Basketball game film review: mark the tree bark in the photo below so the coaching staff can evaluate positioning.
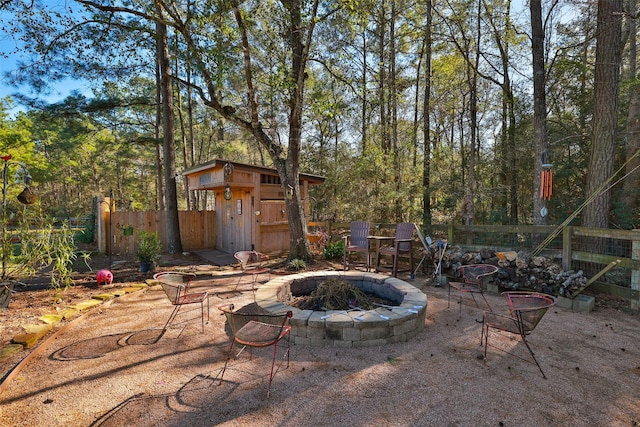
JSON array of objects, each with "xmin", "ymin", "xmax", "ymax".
[
  {"xmin": 154, "ymin": 55, "xmax": 165, "ymax": 211},
  {"xmin": 530, "ymin": 0, "xmax": 549, "ymax": 226},
  {"xmin": 422, "ymin": 0, "xmax": 433, "ymax": 234},
  {"xmin": 156, "ymin": 10, "xmax": 182, "ymax": 254},
  {"xmin": 622, "ymin": 0, "xmax": 640, "ymax": 227},
  {"xmin": 582, "ymin": 0, "xmax": 623, "ymax": 229}
]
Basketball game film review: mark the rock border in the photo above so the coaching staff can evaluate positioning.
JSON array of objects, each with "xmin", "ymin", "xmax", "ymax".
[{"xmin": 255, "ymin": 271, "xmax": 427, "ymax": 347}]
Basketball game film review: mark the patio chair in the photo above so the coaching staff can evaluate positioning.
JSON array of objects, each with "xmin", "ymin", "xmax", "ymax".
[
  {"xmin": 448, "ymin": 263, "xmax": 499, "ymax": 315},
  {"xmin": 153, "ymin": 272, "xmax": 210, "ymax": 332},
  {"xmin": 234, "ymin": 251, "xmax": 271, "ymax": 291},
  {"xmin": 374, "ymin": 222, "xmax": 415, "ymax": 277},
  {"xmin": 343, "ymin": 221, "xmax": 372, "ymax": 271},
  {"xmin": 218, "ymin": 303, "xmax": 293, "ymax": 398},
  {"xmin": 481, "ymin": 291, "xmax": 557, "ymax": 378}
]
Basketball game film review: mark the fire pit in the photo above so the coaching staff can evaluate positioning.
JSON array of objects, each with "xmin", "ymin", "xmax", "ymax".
[{"xmin": 254, "ymin": 271, "xmax": 427, "ymax": 347}]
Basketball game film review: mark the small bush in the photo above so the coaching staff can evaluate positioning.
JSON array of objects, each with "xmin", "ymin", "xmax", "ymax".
[
  {"xmin": 74, "ymin": 228, "xmax": 94, "ymax": 244},
  {"xmin": 323, "ymin": 240, "xmax": 344, "ymax": 259},
  {"xmin": 288, "ymin": 258, "xmax": 307, "ymax": 271}
]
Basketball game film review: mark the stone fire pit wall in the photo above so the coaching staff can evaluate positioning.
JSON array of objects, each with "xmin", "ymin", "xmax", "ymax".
[{"xmin": 254, "ymin": 271, "xmax": 427, "ymax": 347}]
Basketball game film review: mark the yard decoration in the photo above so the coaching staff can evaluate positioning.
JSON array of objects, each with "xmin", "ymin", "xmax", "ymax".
[
  {"xmin": 17, "ymin": 186, "xmax": 37, "ymax": 205},
  {"xmin": 15, "ymin": 163, "xmax": 36, "ymax": 205},
  {"xmin": 540, "ymin": 151, "xmax": 552, "ymax": 201},
  {"xmin": 96, "ymin": 269, "xmax": 113, "ymax": 286}
]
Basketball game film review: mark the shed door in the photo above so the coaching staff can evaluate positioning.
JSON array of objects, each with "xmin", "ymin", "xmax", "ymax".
[{"xmin": 217, "ymin": 190, "xmax": 252, "ymax": 253}]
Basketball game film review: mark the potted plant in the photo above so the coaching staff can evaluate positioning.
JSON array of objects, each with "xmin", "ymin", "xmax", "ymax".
[{"xmin": 135, "ymin": 230, "xmax": 161, "ymax": 273}]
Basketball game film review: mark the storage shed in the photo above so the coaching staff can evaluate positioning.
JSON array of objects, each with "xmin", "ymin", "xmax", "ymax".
[{"xmin": 181, "ymin": 159, "xmax": 325, "ymax": 254}]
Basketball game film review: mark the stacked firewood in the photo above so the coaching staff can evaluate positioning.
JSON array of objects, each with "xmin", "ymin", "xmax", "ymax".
[{"xmin": 427, "ymin": 245, "xmax": 588, "ymax": 296}]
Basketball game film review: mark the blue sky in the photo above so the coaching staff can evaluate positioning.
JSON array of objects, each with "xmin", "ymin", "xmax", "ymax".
[{"xmin": 0, "ymin": 6, "xmax": 90, "ymax": 115}]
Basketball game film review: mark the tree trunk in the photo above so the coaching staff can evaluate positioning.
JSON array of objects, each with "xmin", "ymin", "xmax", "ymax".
[
  {"xmin": 422, "ymin": 0, "xmax": 433, "ymax": 234},
  {"xmin": 622, "ymin": 0, "xmax": 640, "ymax": 227},
  {"xmin": 174, "ymin": 57, "xmax": 192, "ymax": 211},
  {"xmin": 582, "ymin": 0, "xmax": 623, "ymax": 229},
  {"xmin": 281, "ymin": 0, "xmax": 313, "ymax": 260},
  {"xmin": 463, "ymin": 0, "xmax": 482, "ymax": 226},
  {"xmin": 530, "ymin": 0, "xmax": 549, "ymax": 226},
  {"xmin": 361, "ymin": 29, "xmax": 368, "ymax": 154},
  {"xmin": 390, "ymin": 0, "xmax": 402, "ymax": 221},
  {"xmin": 156, "ymin": 11, "xmax": 182, "ymax": 254},
  {"xmin": 154, "ymin": 58, "xmax": 165, "ymax": 211}
]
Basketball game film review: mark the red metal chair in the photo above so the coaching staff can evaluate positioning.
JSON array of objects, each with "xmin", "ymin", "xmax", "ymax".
[
  {"xmin": 234, "ymin": 251, "xmax": 271, "ymax": 291},
  {"xmin": 218, "ymin": 303, "xmax": 292, "ymax": 398},
  {"xmin": 374, "ymin": 222, "xmax": 415, "ymax": 277},
  {"xmin": 448, "ymin": 263, "xmax": 499, "ymax": 315},
  {"xmin": 153, "ymin": 272, "xmax": 209, "ymax": 332},
  {"xmin": 481, "ymin": 291, "xmax": 557, "ymax": 378},
  {"xmin": 343, "ymin": 221, "xmax": 372, "ymax": 271}
]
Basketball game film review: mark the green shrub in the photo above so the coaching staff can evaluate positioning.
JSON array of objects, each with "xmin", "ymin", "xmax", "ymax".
[
  {"xmin": 323, "ymin": 240, "xmax": 344, "ymax": 259},
  {"xmin": 135, "ymin": 230, "xmax": 162, "ymax": 263},
  {"xmin": 288, "ymin": 258, "xmax": 307, "ymax": 271},
  {"xmin": 74, "ymin": 215, "xmax": 95, "ymax": 244}
]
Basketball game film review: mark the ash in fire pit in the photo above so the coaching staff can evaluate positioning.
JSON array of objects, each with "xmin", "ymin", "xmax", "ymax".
[{"xmin": 254, "ymin": 271, "xmax": 427, "ymax": 347}]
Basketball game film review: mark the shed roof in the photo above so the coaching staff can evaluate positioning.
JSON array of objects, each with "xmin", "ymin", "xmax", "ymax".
[{"xmin": 181, "ymin": 159, "xmax": 325, "ymax": 184}]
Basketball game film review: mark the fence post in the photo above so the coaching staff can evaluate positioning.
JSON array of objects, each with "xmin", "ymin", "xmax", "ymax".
[
  {"xmin": 94, "ymin": 195, "xmax": 111, "ymax": 254},
  {"xmin": 632, "ymin": 230, "xmax": 640, "ymax": 310},
  {"xmin": 562, "ymin": 226, "xmax": 572, "ymax": 271}
]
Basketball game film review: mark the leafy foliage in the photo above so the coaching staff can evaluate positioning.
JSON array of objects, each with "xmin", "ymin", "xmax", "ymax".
[
  {"xmin": 0, "ymin": 1, "xmax": 635, "ymax": 231},
  {"xmin": 2, "ymin": 206, "xmax": 78, "ymax": 295},
  {"xmin": 287, "ymin": 258, "xmax": 307, "ymax": 271},
  {"xmin": 135, "ymin": 230, "xmax": 162, "ymax": 263},
  {"xmin": 323, "ymin": 240, "xmax": 344, "ymax": 260}
]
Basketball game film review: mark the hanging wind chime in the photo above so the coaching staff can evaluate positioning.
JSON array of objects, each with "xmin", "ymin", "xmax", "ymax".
[{"xmin": 540, "ymin": 151, "xmax": 553, "ymax": 201}]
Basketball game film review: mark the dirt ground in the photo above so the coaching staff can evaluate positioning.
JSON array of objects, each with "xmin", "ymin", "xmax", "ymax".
[{"xmin": 0, "ymin": 251, "xmax": 639, "ymax": 426}]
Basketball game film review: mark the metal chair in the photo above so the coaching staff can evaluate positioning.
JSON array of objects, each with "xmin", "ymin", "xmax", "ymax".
[
  {"xmin": 448, "ymin": 263, "xmax": 499, "ymax": 315},
  {"xmin": 218, "ymin": 303, "xmax": 292, "ymax": 398},
  {"xmin": 234, "ymin": 251, "xmax": 271, "ymax": 291},
  {"xmin": 153, "ymin": 272, "xmax": 209, "ymax": 332},
  {"xmin": 481, "ymin": 291, "xmax": 557, "ymax": 378},
  {"xmin": 343, "ymin": 221, "xmax": 372, "ymax": 271},
  {"xmin": 374, "ymin": 222, "xmax": 415, "ymax": 277}
]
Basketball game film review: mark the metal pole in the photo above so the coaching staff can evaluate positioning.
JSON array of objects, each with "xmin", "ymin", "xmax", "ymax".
[{"xmin": 109, "ymin": 189, "xmax": 113, "ymax": 270}]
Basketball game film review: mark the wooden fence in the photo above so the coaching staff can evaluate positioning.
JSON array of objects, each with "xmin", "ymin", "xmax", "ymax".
[
  {"xmin": 97, "ymin": 210, "xmax": 216, "ymax": 256},
  {"xmin": 96, "ymin": 213, "xmax": 639, "ymax": 309}
]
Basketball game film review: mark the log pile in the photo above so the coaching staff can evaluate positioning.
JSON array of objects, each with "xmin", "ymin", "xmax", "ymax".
[{"xmin": 429, "ymin": 245, "xmax": 588, "ymax": 296}]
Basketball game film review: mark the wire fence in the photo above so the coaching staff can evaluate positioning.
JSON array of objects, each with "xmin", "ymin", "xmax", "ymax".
[{"xmin": 315, "ymin": 221, "xmax": 639, "ymax": 309}]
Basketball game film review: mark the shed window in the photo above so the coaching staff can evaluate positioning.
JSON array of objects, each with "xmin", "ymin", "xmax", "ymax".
[
  {"xmin": 199, "ymin": 173, "xmax": 212, "ymax": 186},
  {"xmin": 261, "ymin": 174, "xmax": 281, "ymax": 185}
]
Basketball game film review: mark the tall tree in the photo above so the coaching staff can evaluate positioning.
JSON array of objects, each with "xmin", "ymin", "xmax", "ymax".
[
  {"xmin": 156, "ymin": 6, "xmax": 182, "ymax": 254},
  {"xmin": 582, "ymin": 0, "xmax": 623, "ymax": 229},
  {"xmin": 530, "ymin": 0, "xmax": 549, "ymax": 226},
  {"xmin": 422, "ymin": 0, "xmax": 433, "ymax": 234},
  {"xmin": 621, "ymin": 0, "xmax": 640, "ymax": 228}
]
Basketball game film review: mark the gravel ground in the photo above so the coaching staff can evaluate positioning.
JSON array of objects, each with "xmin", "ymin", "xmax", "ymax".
[{"xmin": 0, "ymin": 269, "xmax": 639, "ymax": 427}]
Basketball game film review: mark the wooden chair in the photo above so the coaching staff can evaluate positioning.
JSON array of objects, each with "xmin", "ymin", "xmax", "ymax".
[
  {"xmin": 343, "ymin": 221, "xmax": 372, "ymax": 271},
  {"xmin": 153, "ymin": 272, "xmax": 209, "ymax": 332},
  {"xmin": 218, "ymin": 303, "xmax": 293, "ymax": 398},
  {"xmin": 234, "ymin": 251, "xmax": 271, "ymax": 291},
  {"xmin": 374, "ymin": 222, "xmax": 415, "ymax": 277},
  {"xmin": 448, "ymin": 263, "xmax": 498, "ymax": 315},
  {"xmin": 481, "ymin": 291, "xmax": 557, "ymax": 378}
]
